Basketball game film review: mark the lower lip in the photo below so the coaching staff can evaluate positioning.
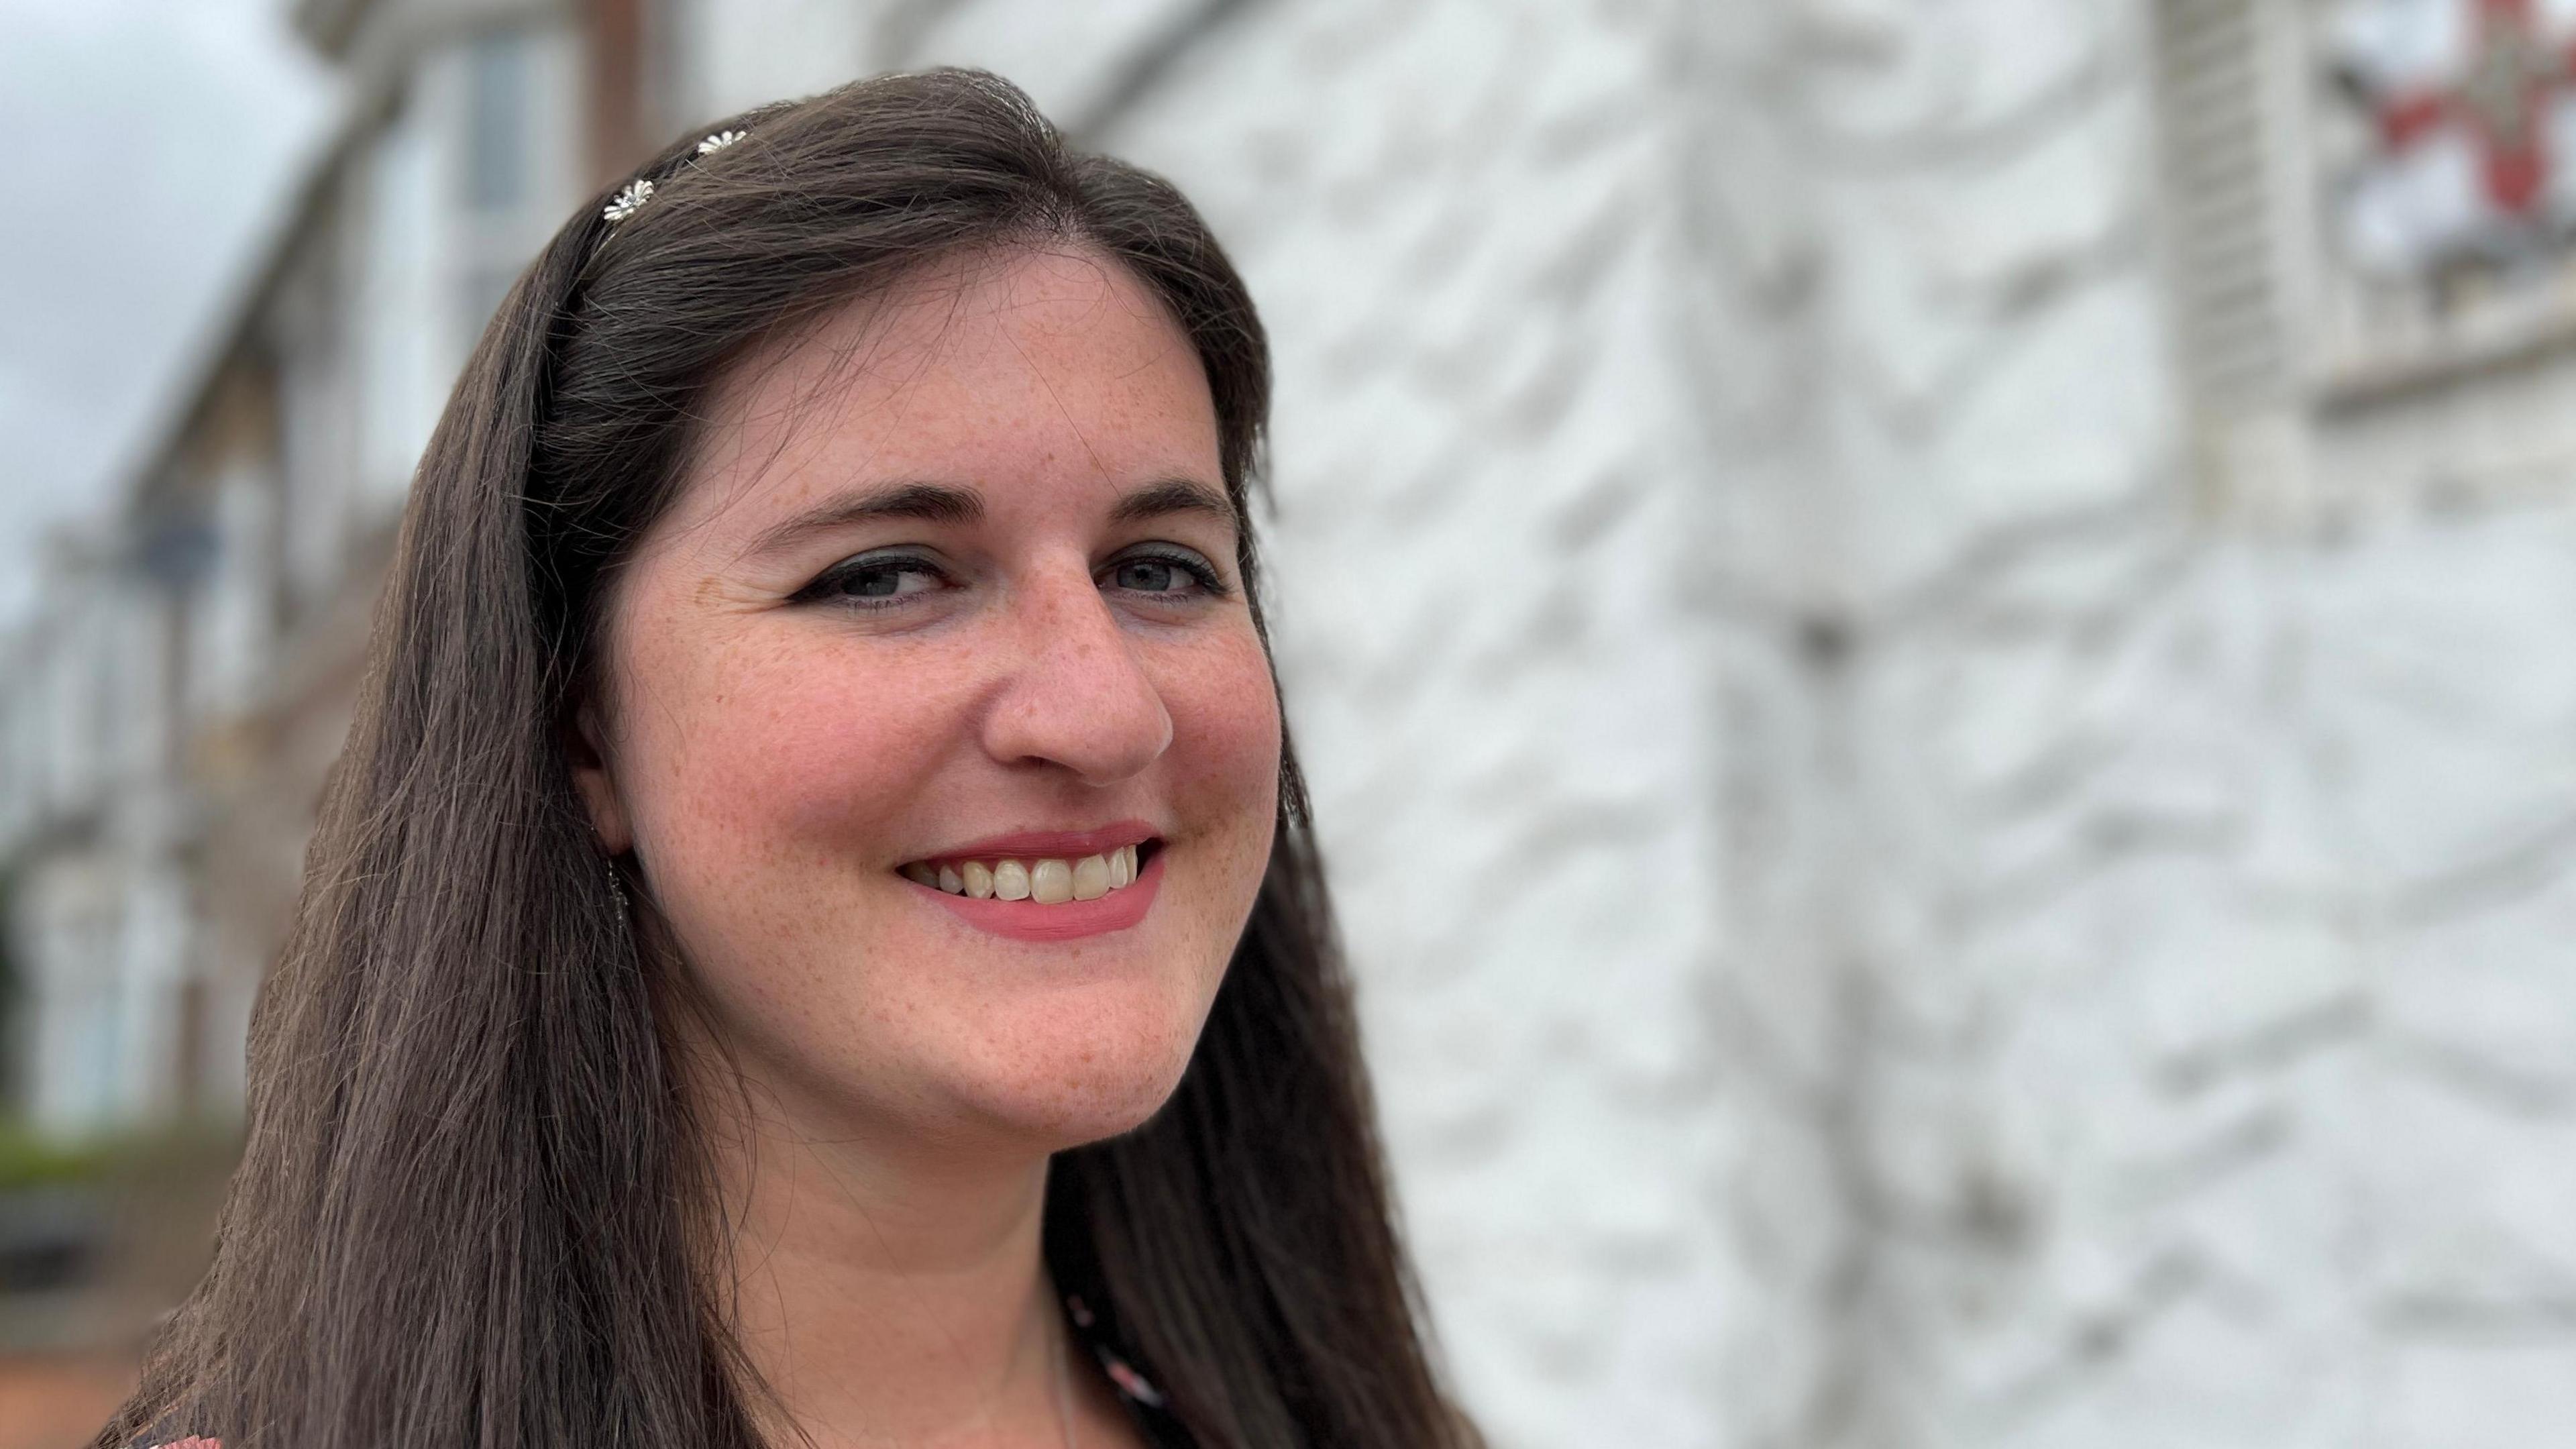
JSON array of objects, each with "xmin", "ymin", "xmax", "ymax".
[{"xmin": 912, "ymin": 847, "xmax": 1166, "ymax": 942}]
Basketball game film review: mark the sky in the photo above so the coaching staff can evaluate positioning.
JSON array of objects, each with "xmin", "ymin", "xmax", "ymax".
[{"xmin": 0, "ymin": 0, "xmax": 335, "ymax": 627}]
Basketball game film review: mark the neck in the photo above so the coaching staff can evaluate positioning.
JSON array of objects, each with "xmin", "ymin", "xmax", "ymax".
[{"xmin": 699, "ymin": 1070, "xmax": 1071, "ymax": 1448}]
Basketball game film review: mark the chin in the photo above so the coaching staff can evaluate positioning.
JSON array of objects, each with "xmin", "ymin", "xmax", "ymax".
[{"xmin": 950, "ymin": 989, "xmax": 1209, "ymax": 1151}]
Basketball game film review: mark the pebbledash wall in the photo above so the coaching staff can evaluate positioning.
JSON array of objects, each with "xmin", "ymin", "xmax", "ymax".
[{"xmin": 9, "ymin": 0, "xmax": 2576, "ymax": 1444}]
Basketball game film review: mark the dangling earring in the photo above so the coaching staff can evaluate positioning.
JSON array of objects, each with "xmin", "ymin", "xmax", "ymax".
[{"xmin": 604, "ymin": 857, "xmax": 632, "ymax": 918}]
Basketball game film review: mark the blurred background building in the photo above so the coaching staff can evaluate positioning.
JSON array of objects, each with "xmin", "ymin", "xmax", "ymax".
[{"xmin": 5, "ymin": 0, "xmax": 2576, "ymax": 1445}]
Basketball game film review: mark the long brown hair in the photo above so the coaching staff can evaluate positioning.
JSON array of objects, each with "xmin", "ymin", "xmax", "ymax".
[{"xmin": 99, "ymin": 68, "xmax": 1471, "ymax": 1449}]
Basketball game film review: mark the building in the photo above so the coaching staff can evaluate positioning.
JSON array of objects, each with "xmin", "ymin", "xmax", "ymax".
[
  {"xmin": 1, "ymin": 0, "xmax": 592, "ymax": 1138},
  {"xmin": 6, "ymin": 1, "xmax": 2576, "ymax": 1445}
]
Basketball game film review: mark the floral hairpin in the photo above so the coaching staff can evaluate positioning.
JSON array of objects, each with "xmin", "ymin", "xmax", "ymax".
[
  {"xmin": 601, "ymin": 178, "xmax": 655, "ymax": 223},
  {"xmin": 600, "ymin": 129, "xmax": 751, "ymax": 225}
]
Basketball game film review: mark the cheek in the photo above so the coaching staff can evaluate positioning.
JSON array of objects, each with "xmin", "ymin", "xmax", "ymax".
[
  {"xmin": 1157, "ymin": 629, "xmax": 1284, "ymax": 857},
  {"xmin": 614, "ymin": 618, "xmax": 977, "ymax": 871},
  {"xmin": 623, "ymin": 619, "xmax": 1284, "ymax": 857}
]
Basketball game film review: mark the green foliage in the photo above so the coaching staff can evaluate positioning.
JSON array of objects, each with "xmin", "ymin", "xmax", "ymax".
[
  {"xmin": 0, "ymin": 858, "xmax": 18, "ymax": 1102},
  {"xmin": 0, "ymin": 1120, "xmax": 243, "ymax": 1192},
  {"xmin": 0, "ymin": 1121, "xmax": 113, "ymax": 1191}
]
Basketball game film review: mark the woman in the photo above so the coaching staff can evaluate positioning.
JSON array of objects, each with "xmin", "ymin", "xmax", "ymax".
[{"xmin": 100, "ymin": 68, "xmax": 1475, "ymax": 1449}]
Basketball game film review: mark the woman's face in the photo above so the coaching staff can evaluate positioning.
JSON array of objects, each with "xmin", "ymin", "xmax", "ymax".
[{"xmin": 574, "ymin": 246, "xmax": 1281, "ymax": 1156}]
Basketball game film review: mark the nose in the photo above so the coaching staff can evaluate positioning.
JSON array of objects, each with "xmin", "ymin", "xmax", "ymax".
[{"xmin": 979, "ymin": 560, "xmax": 1173, "ymax": 785}]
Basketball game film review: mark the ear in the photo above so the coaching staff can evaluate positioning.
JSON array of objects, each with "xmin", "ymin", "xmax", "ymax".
[{"xmin": 566, "ymin": 697, "xmax": 634, "ymax": 855}]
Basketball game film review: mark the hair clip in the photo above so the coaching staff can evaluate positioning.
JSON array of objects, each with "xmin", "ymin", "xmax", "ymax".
[
  {"xmin": 600, "ymin": 127, "xmax": 751, "ymax": 227},
  {"xmin": 602, "ymin": 178, "xmax": 655, "ymax": 223}
]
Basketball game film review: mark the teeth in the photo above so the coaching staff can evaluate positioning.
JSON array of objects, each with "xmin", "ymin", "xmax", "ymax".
[
  {"xmin": 906, "ymin": 843, "xmax": 1152, "ymax": 906},
  {"xmin": 1030, "ymin": 859, "xmax": 1073, "ymax": 904},
  {"xmin": 1071, "ymin": 854, "xmax": 1109, "ymax": 900}
]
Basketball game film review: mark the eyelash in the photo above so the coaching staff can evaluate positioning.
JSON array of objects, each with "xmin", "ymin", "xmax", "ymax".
[{"xmin": 792, "ymin": 547, "xmax": 1231, "ymax": 612}]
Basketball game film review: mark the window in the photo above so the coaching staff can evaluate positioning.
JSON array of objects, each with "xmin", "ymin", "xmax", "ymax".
[
  {"xmin": 647, "ymin": 0, "xmax": 709, "ymax": 135},
  {"xmin": 2151, "ymin": 0, "xmax": 2306, "ymax": 419},
  {"xmin": 2152, "ymin": 0, "xmax": 2576, "ymax": 521},
  {"xmin": 465, "ymin": 30, "xmax": 532, "ymax": 214}
]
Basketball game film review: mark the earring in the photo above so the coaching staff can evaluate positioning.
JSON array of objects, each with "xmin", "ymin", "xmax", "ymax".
[{"xmin": 604, "ymin": 857, "xmax": 632, "ymax": 917}]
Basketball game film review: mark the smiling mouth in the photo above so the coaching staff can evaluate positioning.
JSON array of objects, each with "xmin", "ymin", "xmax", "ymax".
[{"xmin": 898, "ymin": 839, "xmax": 1165, "ymax": 905}]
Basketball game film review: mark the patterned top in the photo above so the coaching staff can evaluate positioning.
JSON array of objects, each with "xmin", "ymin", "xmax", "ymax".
[{"xmin": 1063, "ymin": 1289, "xmax": 1198, "ymax": 1448}]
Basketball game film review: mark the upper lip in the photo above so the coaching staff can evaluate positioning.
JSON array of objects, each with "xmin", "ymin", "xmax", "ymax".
[{"xmin": 906, "ymin": 819, "xmax": 1161, "ymax": 865}]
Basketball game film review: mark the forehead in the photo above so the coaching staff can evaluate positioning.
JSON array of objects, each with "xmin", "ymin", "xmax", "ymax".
[{"xmin": 667, "ymin": 244, "xmax": 1222, "ymax": 543}]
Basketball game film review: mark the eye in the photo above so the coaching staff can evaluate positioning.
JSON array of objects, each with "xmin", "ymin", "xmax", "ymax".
[
  {"xmin": 1112, "ymin": 559, "xmax": 1181, "ymax": 592},
  {"xmin": 1101, "ymin": 546, "xmax": 1228, "ymax": 602},
  {"xmin": 793, "ymin": 551, "xmax": 955, "ymax": 608}
]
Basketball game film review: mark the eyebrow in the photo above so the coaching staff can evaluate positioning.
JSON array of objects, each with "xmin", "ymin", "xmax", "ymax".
[
  {"xmin": 1107, "ymin": 476, "xmax": 1240, "ymax": 534},
  {"xmin": 743, "ymin": 476, "xmax": 1240, "ymax": 559}
]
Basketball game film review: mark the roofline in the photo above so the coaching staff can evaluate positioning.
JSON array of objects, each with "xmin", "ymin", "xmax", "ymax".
[
  {"xmin": 107, "ymin": 99, "xmax": 370, "ymax": 521},
  {"xmin": 115, "ymin": 0, "xmax": 374, "ymax": 515},
  {"xmin": 120, "ymin": 0, "xmax": 576, "ymax": 521}
]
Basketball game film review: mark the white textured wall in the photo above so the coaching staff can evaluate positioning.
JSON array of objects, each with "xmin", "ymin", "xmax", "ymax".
[
  {"xmin": 1673, "ymin": 1, "xmax": 2576, "ymax": 1446},
  {"xmin": 1116, "ymin": 1, "xmax": 2576, "ymax": 1446},
  {"xmin": 1110, "ymin": 6, "xmax": 1739, "ymax": 1444}
]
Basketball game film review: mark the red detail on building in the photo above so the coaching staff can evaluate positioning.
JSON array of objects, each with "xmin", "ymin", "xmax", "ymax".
[{"xmin": 2368, "ymin": 0, "xmax": 2576, "ymax": 213}]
